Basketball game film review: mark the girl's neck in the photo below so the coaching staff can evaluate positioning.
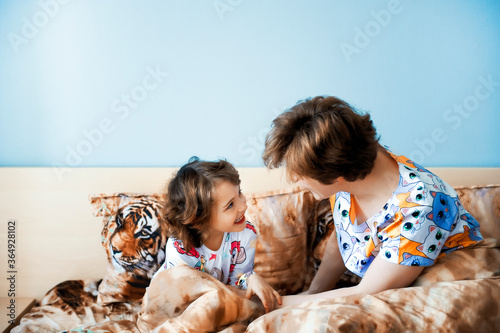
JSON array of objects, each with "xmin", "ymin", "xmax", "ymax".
[{"xmin": 202, "ymin": 230, "xmax": 225, "ymax": 251}]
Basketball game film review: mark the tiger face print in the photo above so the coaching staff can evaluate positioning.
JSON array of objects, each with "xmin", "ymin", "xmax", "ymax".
[{"xmin": 109, "ymin": 199, "xmax": 167, "ymax": 279}]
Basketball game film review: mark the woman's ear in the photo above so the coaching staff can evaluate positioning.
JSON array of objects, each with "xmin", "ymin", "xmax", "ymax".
[
  {"xmin": 336, "ymin": 177, "xmax": 345, "ymax": 184},
  {"xmin": 287, "ymin": 171, "xmax": 302, "ymax": 183}
]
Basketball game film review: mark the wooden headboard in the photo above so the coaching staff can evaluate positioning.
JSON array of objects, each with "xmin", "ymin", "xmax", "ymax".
[{"xmin": 1, "ymin": 167, "xmax": 499, "ymax": 299}]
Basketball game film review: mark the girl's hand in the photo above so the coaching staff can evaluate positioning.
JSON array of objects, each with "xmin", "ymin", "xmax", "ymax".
[{"xmin": 245, "ymin": 274, "xmax": 282, "ymax": 312}]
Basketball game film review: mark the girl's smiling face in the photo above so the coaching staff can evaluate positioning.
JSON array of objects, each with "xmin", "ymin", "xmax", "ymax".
[{"xmin": 203, "ymin": 180, "xmax": 248, "ymax": 249}]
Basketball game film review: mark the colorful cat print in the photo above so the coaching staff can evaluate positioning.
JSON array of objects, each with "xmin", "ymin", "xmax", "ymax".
[
  {"xmin": 329, "ymin": 149, "xmax": 483, "ymax": 277},
  {"xmin": 153, "ymin": 222, "xmax": 257, "ymax": 289}
]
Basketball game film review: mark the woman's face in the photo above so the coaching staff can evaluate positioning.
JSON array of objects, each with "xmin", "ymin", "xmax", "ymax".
[{"xmin": 295, "ymin": 176, "xmax": 340, "ymax": 200}]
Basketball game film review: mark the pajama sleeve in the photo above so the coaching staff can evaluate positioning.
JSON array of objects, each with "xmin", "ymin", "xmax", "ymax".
[{"xmin": 153, "ymin": 237, "xmax": 201, "ymax": 278}]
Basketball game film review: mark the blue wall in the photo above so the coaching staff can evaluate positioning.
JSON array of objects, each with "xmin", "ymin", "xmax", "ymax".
[{"xmin": 1, "ymin": 0, "xmax": 499, "ymax": 169}]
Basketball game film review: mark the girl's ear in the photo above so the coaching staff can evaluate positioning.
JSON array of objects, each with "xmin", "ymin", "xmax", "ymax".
[{"xmin": 336, "ymin": 177, "xmax": 345, "ymax": 184}]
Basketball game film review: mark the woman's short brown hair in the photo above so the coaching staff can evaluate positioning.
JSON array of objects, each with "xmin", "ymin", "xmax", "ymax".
[
  {"xmin": 162, "ymin": 157, "xmax": 240, "ymax": 250},
  {"xmin": 263, "ymin": 96, "xmax": 379, "ymax": 184}
]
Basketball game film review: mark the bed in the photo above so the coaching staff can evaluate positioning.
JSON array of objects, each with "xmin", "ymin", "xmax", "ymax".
[{"xmin": 2, "ymin": 167, "xmax": 499, "ymax": 332}]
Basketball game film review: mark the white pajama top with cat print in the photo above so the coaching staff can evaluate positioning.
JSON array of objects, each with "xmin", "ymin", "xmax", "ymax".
[
  {"xmin": 153, "ymin": 221, "xmax": 257, "ymax": 289},
  {"xmin": 330, "ymin": 151, "xmax": 483, "ymax": 277}
]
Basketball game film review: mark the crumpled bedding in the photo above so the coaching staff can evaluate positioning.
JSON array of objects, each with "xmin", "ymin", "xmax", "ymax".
[
  {"xmin": 14, "ymin": 276, "xmax": 500, "ymax": 333},
  {"xmin": 11, "ymin": 279, "xmax": 142, "ymax": 333},
  {"xmin": 15, "ymin": 238, "xmax": 500, "ymax": 333},
  {"xmin": 14, "ymin": 243, "xmax": 500, "ymax": 333},
  {"xmin": 137, "ymin": 265, "xmax": 265, "ymax": 332},
  {"xmin": 13, "ymin": 185, "xmax": 500, "ymax": 332},
  {"xmin": 247, "ymin": 276, "xmax": 500, "ymax": 333},
  {"xmin": 12, "ymin": 265, "xmax": 264, "ymax": 333}
]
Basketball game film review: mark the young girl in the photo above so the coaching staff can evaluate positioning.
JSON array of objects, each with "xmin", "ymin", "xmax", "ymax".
[
  {"xmin": 263, "ymin": 96, "xmax": 483, "ymax": 306},
  {"xmin": 154, "ymin": 157, "xmax": 281, "ymax": 312}
]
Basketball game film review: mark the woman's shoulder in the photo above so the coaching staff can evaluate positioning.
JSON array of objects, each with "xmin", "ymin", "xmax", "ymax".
[
  {"xmin": 386, "ymin": 148, "xmax": 454, "ymax": 195},
  {"xmin": 390, "ymin": 157, "xmax": 469, "ymax": 228},
  {"xmin": 396, "ymin": 162, "xmax": 456, "ymax": 196}
]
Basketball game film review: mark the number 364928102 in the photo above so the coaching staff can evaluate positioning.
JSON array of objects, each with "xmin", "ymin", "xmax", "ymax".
[{"xmin": 7, "ymin": 220, "xmax": 16, "ymax": 267}]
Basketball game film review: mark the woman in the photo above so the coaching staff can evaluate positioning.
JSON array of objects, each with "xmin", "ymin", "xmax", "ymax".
[{"xmin": 262, "ymin": 96, "xmax": 483, "ymax": 306}]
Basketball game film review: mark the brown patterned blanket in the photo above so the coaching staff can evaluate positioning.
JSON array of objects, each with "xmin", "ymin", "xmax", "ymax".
[
  {"xmin": 13, "ymin": 185, "xmax": 500, "ymax": 332},
  {"xmin": 11, "ymin": 262, "xmax": 500, "ymax": 333}
]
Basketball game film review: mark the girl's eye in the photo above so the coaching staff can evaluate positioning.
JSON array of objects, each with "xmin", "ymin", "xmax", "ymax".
[{"xmin": 228, "ymin": 202, "xmax": 233, "ymax": 209}]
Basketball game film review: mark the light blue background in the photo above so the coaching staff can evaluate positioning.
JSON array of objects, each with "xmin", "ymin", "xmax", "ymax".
[{"xmin": 1, "ymin": 0, "xmax": 499, "ymax": 168}]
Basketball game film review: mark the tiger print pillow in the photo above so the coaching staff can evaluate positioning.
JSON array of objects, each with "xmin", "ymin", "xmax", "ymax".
[{"xmin": 89, "ymin": 193, "xmax": 167, "ymax": 305}]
